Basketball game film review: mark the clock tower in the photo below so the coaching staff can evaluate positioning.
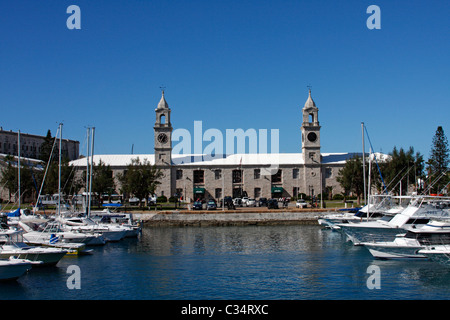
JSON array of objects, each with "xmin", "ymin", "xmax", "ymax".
[
  {"xmin": 301, "ymin": 89, "xmax": 321, "ymax": 165},
  {"xmin": 301, "ymin": 89, "xmax": 322, "ymax": 199},
  {"xmin": 154, "ymin": 90, "xmax": 173, "ymax": 166}
]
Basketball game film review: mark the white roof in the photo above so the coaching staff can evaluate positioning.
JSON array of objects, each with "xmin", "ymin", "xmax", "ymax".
[{"xmin": 69, "ymin": 152, "xmax": 378, "ymax": 168}]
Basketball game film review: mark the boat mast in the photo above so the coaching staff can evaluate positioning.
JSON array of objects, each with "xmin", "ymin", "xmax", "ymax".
[
  {"xmin": 58, "ymin": 123, "xmax": 62, "ymax": 217},
  {"xmin": 361, "ymin": 122, "xmax": 367, "ymax": 207},
  {"xmin": 86, "ymin": 127, "xmax": 90, "ymax": 215},
  {"xmin": 88, "ymin": 127, "xmax": 95, "ymax": 217},
  {"xmin": 367, "ymin": 147, "xmax": 372, "ymax": 221},
  {"xmin": 18, "ymin": 130, "xmax": 21, "ymax": 211}
]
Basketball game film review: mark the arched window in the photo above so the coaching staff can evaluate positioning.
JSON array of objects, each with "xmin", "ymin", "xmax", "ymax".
[
  {"xmin": 160, "ymin": 114, "xmax": 166, "ymax": 124},
  {"xmin": 309, "ymin": 113, "xmax": 314, "ymax": 123}
]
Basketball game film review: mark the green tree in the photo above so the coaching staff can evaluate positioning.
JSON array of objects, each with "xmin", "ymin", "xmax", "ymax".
[
  {"xmin": 427, "ymin": 126, "xmax": 450, "ymax": 193},
  {"xmin": 336, "ymin": 155, "xmax": 365, "ymax": 205},
  {"xmin": 0, "ymin": 155, "xmax": 39, "ymax": 203},
  {"xmin": 40, "ymin": 156, "xmax": 76, "ymax": 196},
  {"xmin": 118, "ymin": 157, "xmax": 162, "ymax": 207},
  {"xmin": 0, "ymin": 155, "xmax": 18, "ymax": 201},
  {"xmin": 382, "ymin": 147, "xmax": 424, "ymax": 195},
  {"xmin": 39, "ymin": 130, "xmax": 54, "ymax": 162},
  {"xmin": 92, "ymin": 160, "xmax": 116, "ymax": 205}
]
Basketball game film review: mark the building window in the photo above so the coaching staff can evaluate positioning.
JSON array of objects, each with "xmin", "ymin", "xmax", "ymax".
[
  {"xmin": 325, "ymin": 168, "xmax": 332, "ymax": 178},
  {"xmin": 254, "ymin": 187, "xmax": 261, "ymax": 199},
  {"xmin": 215, "ymin": 188, "xmax": 222, "ymax": 199},
  {"xmin": 293, "ymin": 187, "xmax": 299, "ymax": 198},
  {"xmin": 214, "ymin": 169, "xmax": 222, "ymax": 180},
  {"xmin": 293, "ymin": 168, "xmax": 299, "ymax": 179},
  {"xmin": 232, "ymin": 169, "xmax": 242, "ymax": 183},
  {"xmin": 254, "ymin": 169, "xmax": 260, "ymax": 179},
  {"xmin": 271, "ymin": 170, "xmax": 282, "ymax": 183},
  {"xmin": 193, "ymin": 170, "xmax": 204, "ymax": 184},
  {"xmin": 176, "ymin": 169, "xmax": 183, "ymax": 180}
]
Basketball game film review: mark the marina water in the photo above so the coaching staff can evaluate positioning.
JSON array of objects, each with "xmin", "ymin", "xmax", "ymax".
[{"xmin": 2, "ymin": 224, "xmax": 450, "ymax": 300}]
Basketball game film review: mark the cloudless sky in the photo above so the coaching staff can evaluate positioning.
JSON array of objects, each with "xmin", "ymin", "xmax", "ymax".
[{"xmin": 1, "ymin": 0, "xmax": 449, "ymax": 159}]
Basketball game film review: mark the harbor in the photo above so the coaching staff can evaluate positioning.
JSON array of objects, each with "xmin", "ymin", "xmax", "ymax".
[{"xmin": 2, "ymin": 223, "xmax": 450, "ymax": 300}]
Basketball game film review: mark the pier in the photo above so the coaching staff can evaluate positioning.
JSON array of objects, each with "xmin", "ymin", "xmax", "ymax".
[{"xmin": 133, "ymin": 208, "xmax": 332, "ymax": 227}]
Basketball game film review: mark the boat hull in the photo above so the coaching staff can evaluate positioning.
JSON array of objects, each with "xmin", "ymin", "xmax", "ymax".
[
  {"xmin": 364, "ymin": 244, "xmax": 427, "ymax": 259},
  {"xmin": 0, "ymin": 250, "xmax": 67, "ymax": 266},
  {"xmin": 0, "ymin": 259, "xmax": 32, "ymax": 281}
]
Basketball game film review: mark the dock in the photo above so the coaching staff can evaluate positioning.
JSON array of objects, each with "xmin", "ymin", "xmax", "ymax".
[{"xmin": 133, "ymin": 208, "xmax": 334, "ymax": 227}]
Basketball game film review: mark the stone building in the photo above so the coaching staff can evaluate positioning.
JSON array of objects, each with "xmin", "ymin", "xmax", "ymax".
[
  {"xmin": 70, "ymin": 90, "xmax": 367, "ymax": 203},
  {"xmin": 0, "ymin": 128, "xmax": 80, "ymax": 161}
]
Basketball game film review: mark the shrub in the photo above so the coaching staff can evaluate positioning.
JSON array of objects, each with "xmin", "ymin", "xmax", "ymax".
[
  {"xmin": 332, "ymin": 194, "xmax": 345, "ymax": 200},
  {"xmin": 156, "ymin": 195, "xmax": 167, "ymax": 203}
]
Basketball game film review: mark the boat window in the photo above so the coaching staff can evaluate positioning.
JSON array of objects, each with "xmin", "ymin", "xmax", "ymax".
[{"xmin": 405, "ymin": 218, "xmax": 429, "ymax": 225}]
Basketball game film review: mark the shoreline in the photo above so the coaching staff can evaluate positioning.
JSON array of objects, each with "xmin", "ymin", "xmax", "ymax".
[{"xmin": 133, "ymin": 209, "xmax": 335, "ymax": 227}]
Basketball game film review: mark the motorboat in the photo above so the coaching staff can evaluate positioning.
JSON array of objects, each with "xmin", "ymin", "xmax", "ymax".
[
  {"xmin": 419, "ymin": 245, "xmax": 450, "ymax": 266},
  {"xmin": 362, "ymin": 220, "xmax": 450, "ymax": 259},
  {"xmin": 0, "ymin": 228, "xmax": 68, "ymax": 266},
  {"xmin": 90, "ymin": 210, "xmax": 141, "ymax": 238},
  {"xmin": 318, "ymin": 195, "xmax": 408, "ymax": 230},
  {"xmin": 0, "ymin": 257, "xmax": 41, "ymax": 281},
  {"xmin": 337, "ymin": 196, "xmax": 450, "ymax": 245},
  {"xmin": 58, "ymin": 216, "xmax": 127, "ymax": 242},
  {"xmin": 18, "ymin": 220, "xmax": 101, "ymax": 247}
]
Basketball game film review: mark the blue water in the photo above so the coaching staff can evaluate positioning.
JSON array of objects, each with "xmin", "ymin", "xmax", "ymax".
[{"xmin": 2, "ymin": 225, "xmax": 450, "ymax": 300}]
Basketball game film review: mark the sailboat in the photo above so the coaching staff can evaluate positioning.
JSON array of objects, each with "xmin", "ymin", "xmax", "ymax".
[
  {"xmin": 57, "ymin": 127, "xmax": 131, "ymax": 242},
  {"xmin": 18, "ymin": 124, "xmax": 95, "ymax": 254}
]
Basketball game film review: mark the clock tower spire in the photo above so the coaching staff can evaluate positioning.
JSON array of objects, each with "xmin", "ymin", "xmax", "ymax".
[
  {"xmin": 154, "ymin": 89, "xmax": 173, "ymax": 166},
  {"xmin": 301, "ymin": 89, "xmax": 321, "ymax": 164}
]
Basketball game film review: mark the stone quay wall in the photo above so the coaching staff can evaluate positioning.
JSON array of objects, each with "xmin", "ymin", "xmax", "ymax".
[{"xmin": 134, "ymin": 210, "xmax": 331, "ymax": 227}]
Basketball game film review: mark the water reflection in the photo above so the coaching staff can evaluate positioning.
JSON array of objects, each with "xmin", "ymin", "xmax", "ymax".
[
  {"xmin": 2, "ymin": 225, "xmax": 450, "ymax": 299},
  {"xmin": 137, "ymin": 225, "xmax": 330, "ymax": 256}
]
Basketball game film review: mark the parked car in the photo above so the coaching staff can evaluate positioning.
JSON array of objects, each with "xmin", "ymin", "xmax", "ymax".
[
  {"xmin": 220, "ymin": 196, "xmax": 235, "ymax": 210},
  {"xmin": 233, "ymin": 198, "xmax": 243, "ymax": 207},
  {"xmin": 207, "ymin": 200, "xmax": 217, "ymax": 210},
  {"xmin": 267, "ymin": 199, "xmax": 279, "ymax": 209},
  {"xmin": 192, "ymin": 201, "xmax": 203, "ymax": 210},
  {"xmin": 246, "ymin": 198, "xmax": 256, "ymax": 207},
  {"xmin": 258, "ymin": 198, "xmax": 268, "ymax": 207},
  {"xmin": 129, "ymin": 197, "xmax": 140, "ymax": 206},
  {"xmin": 296, "ymin": 199, "xmax": 308, "ymax": 208},
  {"xmin": 241, "ymin": 197, "xmax": 249, "ymax": 206}
]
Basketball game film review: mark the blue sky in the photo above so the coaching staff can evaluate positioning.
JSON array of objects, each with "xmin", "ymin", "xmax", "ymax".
[{"xmin": 1, "ymin": 0, "xmax": 449, "ymax": 159}]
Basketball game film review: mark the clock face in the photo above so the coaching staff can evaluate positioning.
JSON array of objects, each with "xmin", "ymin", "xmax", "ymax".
[
  {"xmin": 157, "ymin": 133, "xmax": 168, "ymax": 144},
  {"xmin": 307, "ymin": 132, "xmax": 317, "ymax": 142}
]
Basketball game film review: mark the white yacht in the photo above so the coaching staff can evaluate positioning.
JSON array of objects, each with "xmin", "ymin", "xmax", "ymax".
[
  {"xmin": 362, "ymin": 220, "xmax": 450, "ymax": 259},
  {"xmin": 59, "ymin": 216, "xmax": 127, "ymax": 242},
  {"xmin": 318, "ymin": 195, "xmax": 408, "ymax": 230},
  {"xmin": 18, "ymin": 220, "xmax": 100, "ymax": 251},
  {"xmin": 91, "ymin": 210, "xmax": 141, "ymax": 238},
  {"xmin": 337, "ymin": 197, "xmax": 450, "ymax": 245},
  {"xmin": 419, "ymin": 245, "xmax": 450, "ymax": 266},
  {"xmin": 0, "ymin": 257, "xmax": 38, "ymax": 281},
  {"xmin": 0, "ymin": 228, "xmax": 68, "ymax": 266}
]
